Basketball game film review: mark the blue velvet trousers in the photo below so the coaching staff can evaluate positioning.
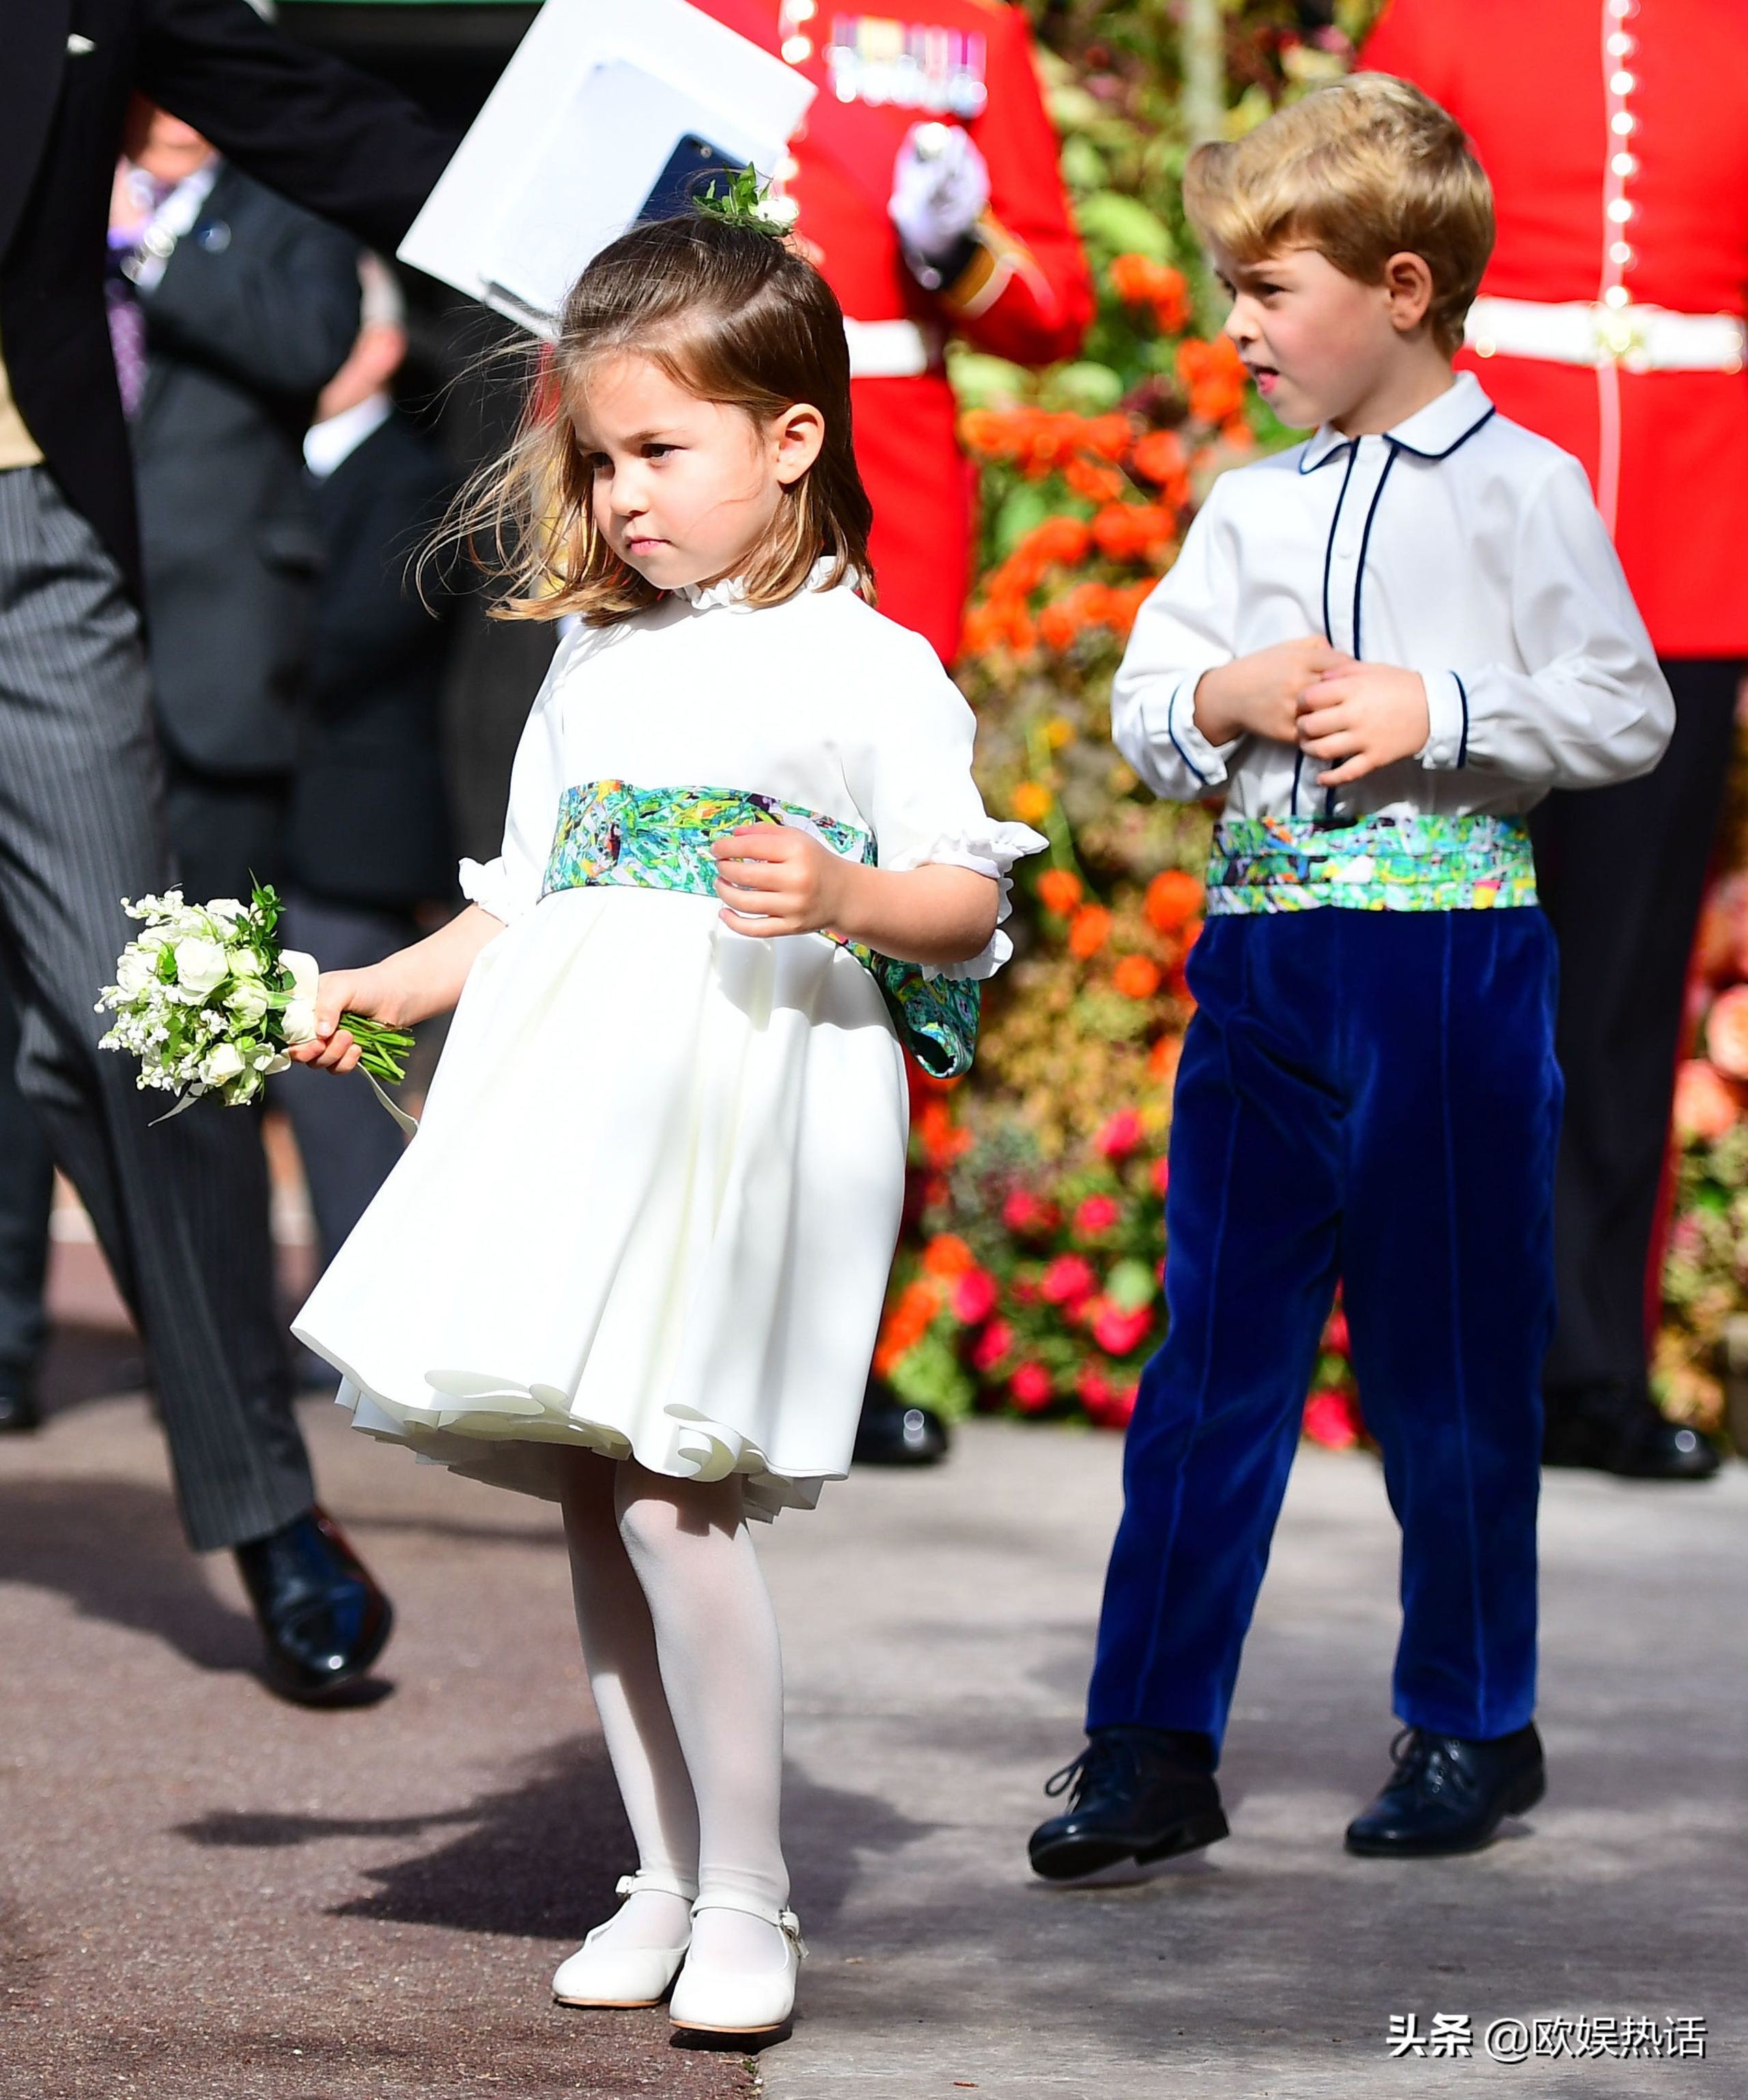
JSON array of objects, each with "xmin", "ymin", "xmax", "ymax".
[{"xmin": 1086, "ymin": 906, "xmax": 1561, "ymax": 1750}]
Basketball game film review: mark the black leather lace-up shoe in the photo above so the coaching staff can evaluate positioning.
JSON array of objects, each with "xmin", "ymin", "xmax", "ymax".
[
  {"xmin": 1028, "ymin": 1725, "xmax": 1228, "ymax": 1880},
  {"xmin": 852, "ymin": 1388, "xmax": 950, "ymax": 1466},
  {"xmin": 234, "ymin": 1505, "xmax": 393, "ymax": 1705},
  {"xmin": 1344, "ymin": 1722, "xmax": 1545, "ymax": 1858},
  {"xmin": 1542, "ymin": 1381, "xmax": 1720, "ymax": 1480}
]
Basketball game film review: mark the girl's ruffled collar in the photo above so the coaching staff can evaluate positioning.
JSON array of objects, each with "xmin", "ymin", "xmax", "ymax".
[
  {"xmin": 677, "ymin": 573, "xmax": 750, "ymax": 610},
  {"xmin": 675, "ymin": 555, "xmax": 847, "ymax": 612}
]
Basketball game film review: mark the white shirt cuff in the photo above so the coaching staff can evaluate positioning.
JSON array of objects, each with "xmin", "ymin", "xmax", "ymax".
[
  {"xmin": 458, "ymin": 856, "xmax": 527, "ymax": 926},
  {"xmin": 1144, "ymin": 676, "xmax": 1235, "ymax": 789},
  {"xmin": 1418, "ymin": 671, "xmax": 1469, "ymax": 771}
]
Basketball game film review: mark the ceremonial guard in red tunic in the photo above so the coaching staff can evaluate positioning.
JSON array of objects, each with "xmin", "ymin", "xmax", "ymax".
[
  {"xmin": 1364, "ymin": 0, "xmax": 1747, "ymax": 1478},
  {"xmin": 694, "ymin": 0, "xmax": 1095, "ymax": 663}
]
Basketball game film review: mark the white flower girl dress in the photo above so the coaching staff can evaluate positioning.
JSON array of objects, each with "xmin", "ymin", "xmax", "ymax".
[{"xmin": 293, "ymin": 570, "xmax": 1041, "ymax": 1516}]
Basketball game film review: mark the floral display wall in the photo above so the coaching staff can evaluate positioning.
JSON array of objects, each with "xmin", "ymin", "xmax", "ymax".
[{"xmin": 875, "ymin": 0, "xmax": 1739, "ymax": 1451}]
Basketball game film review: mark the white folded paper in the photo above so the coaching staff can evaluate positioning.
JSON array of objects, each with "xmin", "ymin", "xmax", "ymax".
[{"xmin": 399, "ymin": 0, "xmax": 815, "ymax": 337}]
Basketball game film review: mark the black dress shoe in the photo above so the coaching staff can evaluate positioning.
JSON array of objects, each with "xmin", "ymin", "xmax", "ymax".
[
  {"xmin": 1345, "ymin": 1722, "xmax": 1545, "ymax": 1858},
  {"xmin": 234, "ymin": 1506, "xmax": 393, "ymax": 1705},
  {"xmin": 1543, "ymin": 1380, "xmax": 1720, "ymax": 1480},
  {"xmin": 852, "ymin": 1387, "xmax": 950, "ymax": 1466},
  {"xmin": 0, "ymin": 1371, "xmax": 40, "ymax": 1434},
  {"xmin": 1029, "ymin": 1725, "xmax": 1227, "ymax": 1880}
]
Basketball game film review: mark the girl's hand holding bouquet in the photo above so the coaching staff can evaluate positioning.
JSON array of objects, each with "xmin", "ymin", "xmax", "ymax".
[{"xmin": 285, "ymin": 960, "xmax": 421, "ymax": 1076}]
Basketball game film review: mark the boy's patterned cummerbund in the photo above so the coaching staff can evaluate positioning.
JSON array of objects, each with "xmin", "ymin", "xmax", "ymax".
[
  {"xmin": 1205, "ymin": 812, "xmax": 1538, "ymax": 916},
  {"xmin": 540, "ymin": 779, "xmax": 980, "ymax": 1077}
]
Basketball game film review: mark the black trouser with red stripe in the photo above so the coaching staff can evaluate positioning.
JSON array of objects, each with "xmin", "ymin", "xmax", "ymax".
[{"xmin": 1530, "ymin": 657, "xmax": 1743, "ymax": 1404}]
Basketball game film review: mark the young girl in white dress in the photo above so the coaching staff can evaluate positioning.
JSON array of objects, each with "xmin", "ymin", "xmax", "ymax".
[{"xmin": 288, "ymin": 207, "xmax": 1041, "ymax": 2036}]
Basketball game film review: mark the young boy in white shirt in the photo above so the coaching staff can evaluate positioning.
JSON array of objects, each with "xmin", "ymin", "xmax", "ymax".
[{"xmin": 1030, "ymin": 73, "xmax": 1673, "ymax": 1875}]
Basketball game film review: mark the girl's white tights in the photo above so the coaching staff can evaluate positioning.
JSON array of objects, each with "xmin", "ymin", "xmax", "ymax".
[{"xmin": 563, "ymin": 1456, "xmax": 790, "ymax": 1973}]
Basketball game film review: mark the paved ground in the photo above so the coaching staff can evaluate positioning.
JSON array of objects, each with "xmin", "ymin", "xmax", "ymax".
[
  {"xmin": 759, "ymin": 1428, "xmax": 1748, "ymax": 2100},
  {"xmin": 3, "ymin": 1311, "xmax": 1744, "ymax": 2100}
]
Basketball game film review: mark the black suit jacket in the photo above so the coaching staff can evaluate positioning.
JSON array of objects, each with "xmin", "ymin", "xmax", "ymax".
[
  {"xmin": 135, "ymin": 160, "xmax": 361, "ymax": 775},
  {"xmin": 287, "ymin": 409, "xmax": 456, "ymax": 909},
  {"xmin": 0, "ymin": 0, "xmax": 452, "ymax": 596}
]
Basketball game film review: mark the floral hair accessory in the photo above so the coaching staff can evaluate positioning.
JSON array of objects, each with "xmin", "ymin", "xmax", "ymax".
[{"xmin": 694, "ymin": 163, "xmax": 800, "ymax": 236}]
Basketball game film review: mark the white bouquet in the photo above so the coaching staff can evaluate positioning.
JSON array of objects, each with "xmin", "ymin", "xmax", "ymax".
[{"xmin": 97, "ymin": 883, "xmax": 412, "ymax": 1115}]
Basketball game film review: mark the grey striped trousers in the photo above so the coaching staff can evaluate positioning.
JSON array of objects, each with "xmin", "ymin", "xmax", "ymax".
[{"xmin": 0, "ymin": 466, "xmax": 310, "ymax": 1550}]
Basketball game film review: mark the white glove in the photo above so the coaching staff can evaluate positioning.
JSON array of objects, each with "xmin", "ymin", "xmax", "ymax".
[{"xmin": 890, "ymin": 122, "xmax": 991, "ymax": 277}]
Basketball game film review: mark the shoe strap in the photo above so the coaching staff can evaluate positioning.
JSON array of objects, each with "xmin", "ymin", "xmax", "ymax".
[
  {"xmin": 690, "ymin": 1890, "xmax": 807, "ymax": 1959},
  {"xmin": 615, "ymin": 1868, "xmax": 699, "ymax": 1903}
]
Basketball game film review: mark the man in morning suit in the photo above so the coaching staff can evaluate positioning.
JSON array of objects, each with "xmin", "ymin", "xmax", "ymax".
[
  {"xmin": 121, "ymin": 107, "xmax": 365, "ymax": 902},
  {"xmin": 278, "ymin": 260, "xmax": 457, "ymax": 1288},
  {"xmin": 0, "ymin": 0, "xmax": 451, "ymax": 1702}
]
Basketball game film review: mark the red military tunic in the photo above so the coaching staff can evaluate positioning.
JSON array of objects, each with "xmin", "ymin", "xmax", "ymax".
[
  {"xmin": 1365, "ymin": 0, "xmax": 1748, "ymax": 659},
  {"xmin": 694, "ymin": 0, "xmax": 1095, "ymax": 659}
]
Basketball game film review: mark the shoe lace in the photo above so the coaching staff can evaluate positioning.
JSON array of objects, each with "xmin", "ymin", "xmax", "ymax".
[
  {"xmin": 1386, "ymin": 1726, "xmax": 1428, "ymax": 1778},
  {"xmin": 1385, "ymin": 1727, "xmax": 1476, "ymax": 1807},
  {"xmin": 1043, "ymin": 1735, "xmax": 1133, "ymax": 1807}
]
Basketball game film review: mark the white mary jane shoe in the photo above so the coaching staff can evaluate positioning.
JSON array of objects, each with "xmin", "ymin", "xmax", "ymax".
[
  {"xmin": 668, "ymin": 1892, "xmax": 806, "ymax": 2037},
  {"xmin": 552, "ymin": 1869, "xmax": 698, "ymax": 2009}
]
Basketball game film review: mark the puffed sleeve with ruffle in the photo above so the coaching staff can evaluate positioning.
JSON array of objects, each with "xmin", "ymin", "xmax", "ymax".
[
  {"xmin": 457, "ymin": 629, "xmax": 580, "ymax": 926},
  {"xmin": 843, "ymin": 624, "xmax": 1045, "ymax": 980}
]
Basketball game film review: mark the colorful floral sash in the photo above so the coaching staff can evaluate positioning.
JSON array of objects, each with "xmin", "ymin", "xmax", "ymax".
[
  {"xmin": 1205, "ymin": 812, "xmax": 1538, "ymax": 915},
  {"xmin": 541, "ymin": 780, "xmax": 981, "ymax": 1077}
]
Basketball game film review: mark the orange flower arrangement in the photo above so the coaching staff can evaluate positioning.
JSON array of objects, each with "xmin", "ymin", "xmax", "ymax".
[
  {"xmin": 1130, "ymin": 429, "xmax": 1192, "ymax": 510},
  {"xmin": 920, "ymin": 1232, "xmax": 978, "ymax": 1279},
  {"xmin": 1108, "ymin": 252, "xmax": 1191, "ymax": 334},
  {"xmin": 873, "ymin": 1274, "xmax": 943, "ymax": 1376},
  {"xmin": 1112, "ymin": 954, "xmax": 1164, "ymax": 999},
  {"xmin": 1176, "ymin": 335, "xmax": 1249, "ymax": 428},
  {"xmin": 1037, "ymin": 868, "xmax": 1084, "ymax": 916},
  {"xmin": 1067, "ymin": 903, "xmax": 1113, "ymax": 958},
  {"xmin": 1092, "ymin": 503, "xmax": 1174, "ymax": 561},
  {"xmin": 1146, "ymin": 868, "xmax": 1204, "ymax": 934}
]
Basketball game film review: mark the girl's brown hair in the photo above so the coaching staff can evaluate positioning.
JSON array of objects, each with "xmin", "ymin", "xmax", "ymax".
[{"xmin": 440, "ymin": 213, "xmax": 875, "ymax": 624}]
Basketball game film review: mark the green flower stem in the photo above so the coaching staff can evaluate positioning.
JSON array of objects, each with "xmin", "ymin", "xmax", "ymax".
[{"xmin": 338, "ymin": 1012, "xmax": 416, "ymax": 1087}]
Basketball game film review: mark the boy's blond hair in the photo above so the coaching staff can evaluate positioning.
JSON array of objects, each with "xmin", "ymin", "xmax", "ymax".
[{"xmin": 1183, "ymin": 74, "xmax": 1493, "ymax": 357}]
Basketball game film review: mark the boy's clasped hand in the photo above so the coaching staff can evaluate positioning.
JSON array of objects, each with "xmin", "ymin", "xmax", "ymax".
[{"xmin": 1193, "ymin": 639, "xmax": 1434, "ymax": 787}]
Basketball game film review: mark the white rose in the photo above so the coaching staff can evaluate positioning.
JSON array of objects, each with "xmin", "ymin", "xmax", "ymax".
[
  {"xmin": 227, "ymin": 980, "xmax": 270, "ymax": 1026},
  {"xmin": 280, "ymin": 949, "xmax": 320, "ymax": 1002},
  {"xmin": 254, "ymin": 1051, "xmax": 292, "ymax": 1077},
  {"xmin": 281, "ymin": 998, "xmax": 318, "ymax": 1047},
  {"xmin": 116, "ymin": 946, "xmax": 156, "ymax": 997},
  {"xmin": 198, "ymin": 1042, "xmax": 245, "ymax": 1086},
  {"xmin": 206, "ymin": 897, "xmax": 245, "ymax": 924},
  {"xmin": 171, "ymin": 936, "xmax": 229, "ymax": 999}
]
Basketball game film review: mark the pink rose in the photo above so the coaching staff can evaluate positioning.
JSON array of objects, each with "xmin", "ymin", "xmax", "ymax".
[
  {"xmin": 1102, "ymin": 1383, "xmax": 1138, "ymax": 1430},
  {"xmin": 953, "ymin": 1267, "xmax": 1000, "ymax": 1325},
  {"xmin": 1095, "ymin": 1109, "xmax": 1144, "ymax": 1159},
  {"xmin": 971, "ymin": 1318, "xmax": 1014, "ymax": 1372},
  {"xmin": 1073, "ymin": 1194, "xmax": 1121, "ymax": 1237},
  {"xmin": 1041, "ymin": 1254, "xmax": 1097, "ymax": 1306},
  {"xmin": 1092, "ymin": 1303, "xmax": 1153, "ymax": 1356},
  {"xmin": 1674, "ymin": 1056, "xmax": 1742, "ymax": 1139},
  {"xmin": 1706, "ymin": 984, "xmax": 1748, "ymax": 1079},
  {"xmin": 1151, "ymin": 1155, "xmax": 1170, "ymax": 1197},
  {"xmin": 1010, "ymin": 1362, "xmax": 1054, "ymax": 1411},
  {"xmin": 1302, "ymin": 1389, "xmax": 1362, "ymax": 1449},
  {"xmin": 1077, "ymin": 1364, "xmax": 1114, "ymax": 1409}
]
